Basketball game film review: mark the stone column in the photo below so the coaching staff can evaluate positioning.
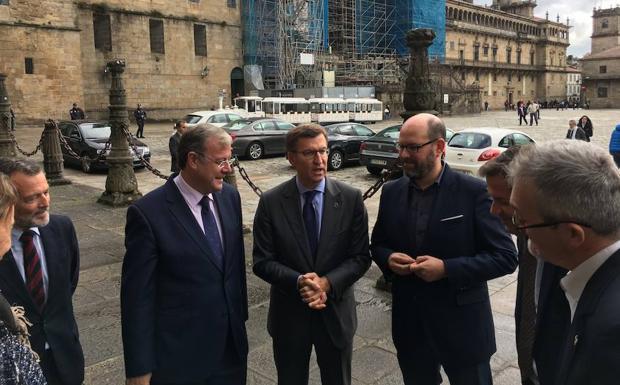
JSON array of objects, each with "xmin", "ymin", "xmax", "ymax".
[
  {"xmin": 98, "ymin": 60, "xmax": 142, "ymax": 206},
  {"xmin": 42, "ymin": 120, "xmax": 71, "ymax": 186},
  {"xmin": 401, "ymin": 29, "xmax": 439, "ymax": 121},
  {"xmin": 0, "ymin": 74, "xmax": 16, "ymax": 157}
]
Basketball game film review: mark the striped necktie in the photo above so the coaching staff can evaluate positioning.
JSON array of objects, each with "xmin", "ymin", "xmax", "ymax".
[{"xmin": 19, "ymin": 230, "xmax": 46, "ymax": 310}]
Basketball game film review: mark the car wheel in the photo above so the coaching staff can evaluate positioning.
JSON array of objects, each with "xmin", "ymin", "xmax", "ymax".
[
  {"xmin": 80, "ymin": 154, "xmax": 92, "ymax": 173},
  {"xmin": 328, "ymin": 150, "xmax": 344, "ymax": 171},
  {"xmin": 247, "ymin": 142, "xmax": 264, "ymax": 160},
  {"xmin": 366, "ymin": 166, "xmax": 382, "ymax": 176}
]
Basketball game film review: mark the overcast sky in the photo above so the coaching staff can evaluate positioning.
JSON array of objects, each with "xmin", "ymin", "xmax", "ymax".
[{"xmin": 477, "ymin": 0, "xmax": 619, "ymax": 57}]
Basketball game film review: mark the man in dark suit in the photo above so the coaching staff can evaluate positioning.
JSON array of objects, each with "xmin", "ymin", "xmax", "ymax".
[
  {"xmin": 121, "ymin": 123, "xmax": 248, "ymax": 385},
  {"xmin": 169, "ymin": 120, "xmax": 187, "ymax": 173},
  {"xmin": 0, "ymin": 158, "xmax": 84, "ymax": 385},
  {"xmin": 509, "ymin": 140, "xmax": 620, "ymax": 385},
  {"xmin": 371, "ymin": 113, "xmax": 518, "ymax": 385},
  {"xmin": 479, "ymin": 147, "xmax": 569, "ymax": 385},
  {"xmin": 253, "ymin": 123, "xmax": 371, "ymax": 385}
]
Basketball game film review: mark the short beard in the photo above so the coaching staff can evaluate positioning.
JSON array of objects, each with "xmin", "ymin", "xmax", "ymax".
[
  {"xmin": 15, "ymin": 211, "xmax": 49, "ymax": 230},
  {"xmin": 404, "ymin": 150, "xmax": 436, "ymax": 180}
]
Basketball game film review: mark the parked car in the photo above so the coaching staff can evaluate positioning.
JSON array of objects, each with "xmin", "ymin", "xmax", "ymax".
[
  {"xmin": 222, "ymin": 118, "xmax": 295, "ymax": 160},
  {"xmin": 58, "ymin": 120, "xmax": 150, "ymax": 173},
  {"xmin": 359, "ymin": 124, "xmax": 454, "ymax": 175},
  {"xmin": 324, "ymin": 123, "xmax": 375, "ymax": 170},
  {"xmin": 445, "ymin": 127, "xmax": 534, "ymax": 176},
  {"xmin": 184, "ymin": 110, "xmax": 243, "ymax": 128}
]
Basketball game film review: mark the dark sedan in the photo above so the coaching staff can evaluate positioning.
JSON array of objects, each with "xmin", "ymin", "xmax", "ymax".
[
  {"xmin": 222, "ymin": 118, "xmax": 295, "ymax": 160},
  {"xmin": 58, "ymin": 120, "xmax": 150, "ymax": 173},
  {"xmin": 325, "ymin": 123, "xmax": 375, "ymax": 170},
  {"xmin": 359, "ymin": 125, "xmax": 454, "ymax": 175}
]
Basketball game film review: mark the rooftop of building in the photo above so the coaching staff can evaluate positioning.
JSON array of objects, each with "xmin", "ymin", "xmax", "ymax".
[{"xmin": 582, "ymin": 46, "xmax": 620, "ymax": 60}]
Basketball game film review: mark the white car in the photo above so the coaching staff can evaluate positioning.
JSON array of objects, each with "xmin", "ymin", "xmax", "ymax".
[
  {"xmin": 183, "ymin": 110, "xmax": 243, "ymax": 128},
  {"xmin": 445, "ymin": 127, "xmax": 535, "ymax": 176}
]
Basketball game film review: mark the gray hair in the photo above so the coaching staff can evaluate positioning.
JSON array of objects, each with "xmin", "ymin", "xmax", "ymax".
[
  {"xmin": 0, "ymin": 158, "xmax": 42, "ymax": 176},
  {"xmin": 508, "ymin": 140, "xmax": 620, "ymax": 235},
  {"xmin": 177, "ymin": 123, "xmax": 232, "ymax": 169}
]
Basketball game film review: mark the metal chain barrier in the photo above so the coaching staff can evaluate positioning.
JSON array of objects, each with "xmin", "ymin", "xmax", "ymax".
[
  {"xmin": 233, "ymin": 158, "xmax": 263, "ymax": 197},
  {"xmin": 119, "ymin": 123, "xmax": 170, "ymax": 181},
  {"xmin": 362, "ymin": 167, "xmax": 398, "ymax": 201},
  {"xmin": 8, "ymin": 125, "xmax": 45, "ymax": 157}
]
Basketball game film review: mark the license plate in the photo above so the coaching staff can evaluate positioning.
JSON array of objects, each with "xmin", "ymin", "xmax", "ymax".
[{"xmin": 370, "ymin": 159, "xmax": 387, "ymax": 166}]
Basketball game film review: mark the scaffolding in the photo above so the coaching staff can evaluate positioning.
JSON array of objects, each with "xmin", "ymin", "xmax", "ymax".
[{"xmin": 242, "ymin": 0, "xmax": 442, "ymax": 89}]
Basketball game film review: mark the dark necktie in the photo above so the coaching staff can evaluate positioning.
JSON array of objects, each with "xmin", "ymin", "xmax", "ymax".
[
  {"xmin": 516, "ymin": 234, "xmax": 537, "ymax": 381},
  {"xmin": 199, "ymin": 196, "xmax": 224, "ymax": 270},
  {"xmin": 303, "ymin": 190, "xmax": 318, "ymax": 258},
  {"xmin": 19, "ymin": 230, "xmax": 46, "ymax": 310}
]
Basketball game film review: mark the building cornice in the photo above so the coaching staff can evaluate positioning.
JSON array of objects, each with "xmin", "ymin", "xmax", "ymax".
[{"xmin": 0, "ymin": 20, "xmax": 80, "ymax": 32}]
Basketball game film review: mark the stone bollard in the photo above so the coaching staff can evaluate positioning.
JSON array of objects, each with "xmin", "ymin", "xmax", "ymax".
[
  {"xmin": 401, "ymin": 28, "xmax": 439, "ymax": 121},
  {"xmin": 0, "ymin": 74, "xmax": 16, "ymax": 157},
  {"xmin": 98, "ymin": 60, "xmax": 142, "ymax": 206},
  {"xmin": 42, "ymin": 120, "xmax": 71, "ymax": 186}
]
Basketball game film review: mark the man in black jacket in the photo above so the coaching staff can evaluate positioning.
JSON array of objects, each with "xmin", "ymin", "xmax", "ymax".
[
  {"xmin": 169, "ymin": 120, "xmax": 187, "ymax": 173},
  {"xmin": 566, "ymin": 120, "xmax": 588, "ymax": 141},
  {"xmin": 134, "ymin": 104, "xmax": 147, "ymax": 138},
  {"xmin": 0, "ymin": 158, "xmax": 84, "ymax": 385}
]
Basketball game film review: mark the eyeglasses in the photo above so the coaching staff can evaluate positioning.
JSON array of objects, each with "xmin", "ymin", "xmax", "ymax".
[
  {"xmin": 194, "ymin": 152, "xmax": 236, "ymax": 169},
  {"xmin": 292, "ymin": 148, "xmax": 329, "ymax": 159},
  {"xmin": 511, "ymin": 212, "xmax": 591, "ymax": 231},
  {"xmin": 396, "ymin": 139, "xmax": 438, "ymax": 153}
]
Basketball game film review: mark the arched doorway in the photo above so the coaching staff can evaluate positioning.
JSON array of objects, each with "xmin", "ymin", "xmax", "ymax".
[{"xmin": 230, "ymin": 67, "xmax": 244, "ymax": 103}]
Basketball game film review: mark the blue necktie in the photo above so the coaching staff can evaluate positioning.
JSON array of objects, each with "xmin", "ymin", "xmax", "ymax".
[
  {"xmin": 303, "ymin": 190, "xmax": 318, "ymax": 258},
  {"xmin": 199, "ymin": 196, "xmax": 224, "ymax": 270}
]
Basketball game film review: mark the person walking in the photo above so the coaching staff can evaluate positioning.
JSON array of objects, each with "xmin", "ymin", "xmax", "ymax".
[
  {"xmin": 566, "ymin": 120, "xmax": 588, "ymax": 141},
  {"xmin": 69, "ymin": 103, "xmax": 85, "ymax": 120},
  {"xmin": 518, "ymin": 102, "xmax": 528, "ymax": 125},
  {"xmin": 577, "ymin": 115, "xmax": 593, "ymax": 141},
  {"xmin": 528, "ymin": 101, "xmax": 538, "ymax": 126},
  {"xmin": 133, "ymin": 104, "xmax": 147, "ymax": 138}
]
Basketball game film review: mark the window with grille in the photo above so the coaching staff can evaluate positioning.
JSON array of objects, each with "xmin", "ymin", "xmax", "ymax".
[
  {"xmin": 600, "ymin": 66, "xmax": 607, "ymax": 74},
  {"xmin": 194, "ymin": 24, "xmax": 207, "ymax": 56},
  {"xmin": 598, "ymin": 87, "xmax": 608, "ymax": 97},
  {"xmin": 227, "ymin": 0, "xmax": 236, "ymax": 7},
  {"xmin": 150, "ymin": 19, "xmax": 165, "ymax": 54},
  {"xmin": 25, "ymin": 58, "xmax": 34, "ymax": 74},
  {"xmin": 93, "ymin": 13, "xmax": 112, "ymax": 51}
]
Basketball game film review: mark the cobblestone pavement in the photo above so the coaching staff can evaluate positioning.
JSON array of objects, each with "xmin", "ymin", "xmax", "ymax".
[{"xmin": 10, "ymin": 109, "xmax": 620, "ymax": 384}]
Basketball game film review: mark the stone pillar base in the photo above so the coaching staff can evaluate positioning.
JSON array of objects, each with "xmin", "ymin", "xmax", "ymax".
[
  {"xmin": 98, "ymin": 191, "xmax": 142, "ymax": 207},
  {"xmin": 47, "ymin": 177, "xmax": 72, "ymax": 186}
]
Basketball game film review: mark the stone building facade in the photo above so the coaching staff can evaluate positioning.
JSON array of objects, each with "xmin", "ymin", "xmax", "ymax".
[
  {"xmin": 582, "ymin": 7, "xmax": 620, "ymax": 108},
  {"xmin": 0, "ymin": 0, "xmax": 243, "ymax": 123},
  {"xmin": 444, "ymin": 0, "xmax": 569, "ymax": 110}
]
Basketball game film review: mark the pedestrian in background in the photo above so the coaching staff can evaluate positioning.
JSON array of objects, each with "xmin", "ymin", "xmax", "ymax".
[
  {"xmin": 609, "ymin": 124, "xmax": 620, "ymax": 167},
  {"xmin": 169, "ymin": 120, "xmax": 187, "ymax": 174},
  {"xmin": 528, "ymin": 100, "xmax": 538, "ymax": 126},
  {"xmin": 133, "ymin": 104, "xmax": 147, "ymax": 138},
  {"xmin": 518, "ymin": 102, "xmax": 528, "ymax": 125},
  {"xmin": 0, "ymin": 173, "xmax": 47, "ymax": 385},
  {"xmin": 69, "ymin": 103, "xmax": 85, "ymax": 120},
  {"xmin": 577, "ymin": 115, "xmax": 593, "ymax": 141},
  {"xmin": 566, "ymin": 120, "xmax": 588, "ymax": 141},
  {"xmin": 9, "ymin": 108, "xmax": 15, "ymax": 131},
  {"xmin": 384, "ymin": 105, "xmax": 391, "ymax": 120},
  {"xmin": 484, "ymin": 101, "xmax": 489, "ymax": 111}
]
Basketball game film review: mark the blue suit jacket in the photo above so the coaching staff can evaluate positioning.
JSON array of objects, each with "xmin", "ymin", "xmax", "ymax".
[
  {"xmin": 554, "ymin": 249, "xmax": 620, "ymax": 385},
  {"xmin": 371, "ymin": 165, "xmax": 517, "ymax": 367},
  {"xmin": 121, "ymin": 177, "xmax": 248, "ymax": 383},
  {"xmin": 0, "ymin": 214, "xmax": 84, "ymax": 385}
]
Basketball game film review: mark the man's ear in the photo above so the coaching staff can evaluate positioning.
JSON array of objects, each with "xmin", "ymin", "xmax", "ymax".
[{"xmin": 566, "ymin": 223, "xmax": 586, "ymax": 249}]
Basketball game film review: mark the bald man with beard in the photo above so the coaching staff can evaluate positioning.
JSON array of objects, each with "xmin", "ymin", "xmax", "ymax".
[{"xmin": 370, "ymin": 114, "xmax": 517, "ymax": 385}]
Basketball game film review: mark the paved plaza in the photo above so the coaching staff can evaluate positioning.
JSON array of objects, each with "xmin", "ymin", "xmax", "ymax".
[{"xmin": 9, "ymin": 108, "xmax": 620, "ymax": 384}]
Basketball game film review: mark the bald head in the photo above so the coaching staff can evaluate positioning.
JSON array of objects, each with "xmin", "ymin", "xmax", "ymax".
[{"xmin": 401, "ymin": 113, "xmax": 446, "ymax": 140}]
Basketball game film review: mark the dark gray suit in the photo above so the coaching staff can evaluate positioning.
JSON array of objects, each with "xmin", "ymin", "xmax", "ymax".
[{"xmin": 253, "ymin": 177, "xmax": 371, "ymax": 385}]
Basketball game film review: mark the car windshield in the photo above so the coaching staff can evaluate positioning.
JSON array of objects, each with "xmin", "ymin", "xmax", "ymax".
[
  {"xmin": 80, "ymin": 123, "xmax": 111, "ymax": 139},
  {"xmin": 184, "ymin": 114, "xmax": 203, "ymax": 124},
  {"xmin": 223, "ymin": 120, "xmax": 251, "ymax": 131},
  {"xmin": 448, "ymin": 132, "xmax": 492, "ymax": 149}
]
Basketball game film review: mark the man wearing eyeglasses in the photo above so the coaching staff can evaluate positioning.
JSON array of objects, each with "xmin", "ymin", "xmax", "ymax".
[
  {"xmin": 371, "ymin": 113, "xmax": 517, "ymax": 385},
  {"xmin": 121, "ymin": 123, "xmax": 248, "ymax": 385},
  {"xmin": 253, "ymin": 123, "xmax": 371, "ymax": 385},
  {"xmin": 479, "ymin": 147, "xmax": 569, "ymax": 385},
  {"xmin": 509, "ymin": 140, "xmax": 620, "ymax": 385}
]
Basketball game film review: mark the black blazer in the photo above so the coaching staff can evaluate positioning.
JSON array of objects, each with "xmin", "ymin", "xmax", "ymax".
[
  {"xmin": 554, "ymin": 249, "xmax": 620, "ymax": 385},
  {"xmin": 169, "ymin": 132, "xmax": 181, "ymax": 173},
  {"xmin": 371, "ymin": 165, "xmax": 518, "ymax": 368},
  {"xmin": 121, "ymin": 177, "xmax": 248, "ymax": 383},
  {"xmin": 252, "ymin": 177, "xmax": 371, "ymax": 349},
  {"xmin": 0, "ymin": 214, "xmax": 84, "ymax": 385}
]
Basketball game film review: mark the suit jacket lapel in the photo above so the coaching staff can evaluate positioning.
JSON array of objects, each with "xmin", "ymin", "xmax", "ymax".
[
  {"xmin": 281, "ymin": 178, "xmax": 314, "ymax": 270},
  {"xmin": 0, "ymin": 250, "xmax": 37, "ymax": 312},
  {"xmin": 38, "ymin": 225, "xmax": 56, "ymax": 313},
  {"xmin": 165, "ymin": 179, "xmax": 223, "ymax": 273},
  {"xmin": 213, "ymin": 191, "xmax": 234, "ymax": 277},
  {"xmin": 316, "ymin": 179, "xmax": 342, "ymax": 267}
]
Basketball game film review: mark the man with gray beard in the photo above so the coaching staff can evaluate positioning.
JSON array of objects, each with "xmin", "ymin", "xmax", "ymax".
[{"xmin": 371, "ymin": 114, "xmax": 517, "ymax": 385}]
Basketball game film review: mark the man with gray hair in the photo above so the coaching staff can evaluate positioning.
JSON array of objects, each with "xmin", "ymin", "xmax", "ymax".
[
  {"xmin": 509, "ymin": 140, "xmax": 620, "ymax": 385},
  {"xmin": 121, "ymin": 123, "xmax": 248, "ymax": 385},
  {"xmin": 565, "ymin": 120, "xmax": 588, "ymax": 141},
  {"xmin": 479, "ymin": 147, "xmax": 569, "ymax": 385}
]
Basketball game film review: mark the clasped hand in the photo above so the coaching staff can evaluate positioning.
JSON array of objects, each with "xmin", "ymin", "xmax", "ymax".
[
  {"xmin": 298, "ymin": 272, "xmax": 330, "ymax": 310},
  {"xmin": 388, "ymin": 253, "xmax": 446, "ymax": 282}
]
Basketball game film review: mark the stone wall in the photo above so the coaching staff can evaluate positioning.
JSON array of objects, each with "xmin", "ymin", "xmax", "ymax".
[{"xmin": 0, "ymin": 0, "xmax": 243, "ymax": 123}]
